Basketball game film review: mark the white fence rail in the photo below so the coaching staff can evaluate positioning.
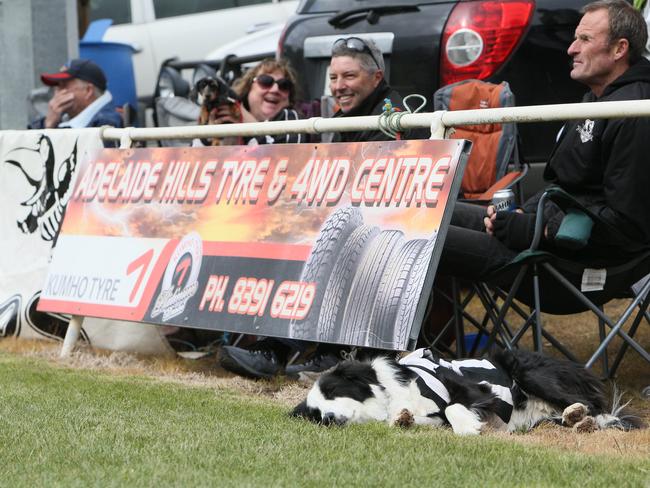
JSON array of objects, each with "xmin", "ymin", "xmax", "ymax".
[{"xmin": 98, "ymin": 99, "xmax": 650, "ymax": 144}]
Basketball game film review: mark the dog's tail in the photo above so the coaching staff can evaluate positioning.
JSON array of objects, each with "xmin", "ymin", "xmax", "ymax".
[
  {"xmin": 595, "ymin": 384, "xmax": 647, "ymax": 431},
  {"xmin": 494, "ymin": 349, "xmax": 646, "ymax": 430}
]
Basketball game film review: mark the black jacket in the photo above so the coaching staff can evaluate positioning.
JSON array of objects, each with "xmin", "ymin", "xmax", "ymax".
[
  {"xmin": 524, "ymin": 58, "xmax": 650, "ymax": 260},
  {"xmin": 332, "ymin": 80, "xmax": 409, "ymax": 143}
]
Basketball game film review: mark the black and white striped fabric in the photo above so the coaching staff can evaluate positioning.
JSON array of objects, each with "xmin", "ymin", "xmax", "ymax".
[
  {"xmin": 399, "ymin": 348, "xmax": 514, "ymax": 423},
  {"xmin": 248, "ymin": 108, "xmax": 304, "ymax": 145}
]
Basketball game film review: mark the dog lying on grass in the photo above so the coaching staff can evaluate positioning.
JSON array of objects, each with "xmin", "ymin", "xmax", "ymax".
[{"xmin": 292, "ymin": 348, "xmax": 644, "ymax": 435}]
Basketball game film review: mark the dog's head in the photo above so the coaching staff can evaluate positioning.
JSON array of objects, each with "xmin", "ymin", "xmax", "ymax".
[
  {"xmin": 193, "ymin": 75, "xmax": 239, "ymax": 110},
  {"xmin": 291, "ymin": 359, "xmax": 392, "ymax": 426}
]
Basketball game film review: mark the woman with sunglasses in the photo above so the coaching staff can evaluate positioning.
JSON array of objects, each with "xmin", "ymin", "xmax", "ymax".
[{"xmin": 204, "ymin": 58, "xmax": 303, "ymax": 145}]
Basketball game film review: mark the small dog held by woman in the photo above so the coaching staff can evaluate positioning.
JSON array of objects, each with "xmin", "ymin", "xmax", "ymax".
[{"xmin": 292, "ymin": 348, "xmax": 644, "ymax": 435}]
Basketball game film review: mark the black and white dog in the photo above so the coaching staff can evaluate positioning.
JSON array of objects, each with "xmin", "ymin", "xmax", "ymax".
[{"xmin": 292, "ymin": 348, "xmax": 644, "ymax": 434}]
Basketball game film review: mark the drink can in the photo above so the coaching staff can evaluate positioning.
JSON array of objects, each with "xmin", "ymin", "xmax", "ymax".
[{"xmin": 492, "ymin": 189, "xmax": 515, "ymax": 212}]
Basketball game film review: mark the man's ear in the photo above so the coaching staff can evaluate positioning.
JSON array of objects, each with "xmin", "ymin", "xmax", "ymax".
[
  {"xmin": 612, "ymin": 38, "xmax": 630, "ymax": 62},
  {"xmin": 372, "ymin": 69, "xmax": 384, "ymax": 88},
  {"xmin": 82, "ymin": 81, "xmax": 96, "ymax": 101}
]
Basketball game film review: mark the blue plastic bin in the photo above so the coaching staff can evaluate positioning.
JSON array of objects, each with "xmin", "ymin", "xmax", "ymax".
[{"xmin": 80, "ymin": 40, "xmax": 137, "ymax": 110}]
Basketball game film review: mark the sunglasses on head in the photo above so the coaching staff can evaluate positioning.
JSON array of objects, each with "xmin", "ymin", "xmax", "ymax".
[
  {"xmin": 332, "ymin": 37, "xmax": 382, "ymax": 70},
  {"xmin": 254, "ymin": 73, "xmax": 293, "ymax": 92}
]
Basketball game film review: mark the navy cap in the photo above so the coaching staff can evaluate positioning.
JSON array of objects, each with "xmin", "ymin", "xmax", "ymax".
[{"xmin": 41, "ymin": 58, "xmax": 107, "ymax": 91}]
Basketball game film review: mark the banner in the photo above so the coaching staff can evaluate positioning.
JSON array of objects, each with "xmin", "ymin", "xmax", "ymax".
[
  {"xmin": 39, "ymin": 139, "xmax": 469, "ymax": 350},
  {"xmin": 0, "ymin": 129, "xmax": 173, "ymax": 355}
]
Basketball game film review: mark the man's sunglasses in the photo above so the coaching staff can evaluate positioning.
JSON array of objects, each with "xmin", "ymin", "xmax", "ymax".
[
  {"xmin": 332, "ymin": 37, "xmax": 382, "ymax": 70},
  {"xmin": 254, "ymin": 74, "xmax": 293, "ymax": 93}
]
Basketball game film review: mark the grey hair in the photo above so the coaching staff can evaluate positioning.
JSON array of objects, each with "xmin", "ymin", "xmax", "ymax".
[
  {"xmin": 582, "ymin": 0, "xmax": 648, "ymax": 63},
  {"xmin": 331, "ymin": 38, "xmax": 385, "ymax": 73}
]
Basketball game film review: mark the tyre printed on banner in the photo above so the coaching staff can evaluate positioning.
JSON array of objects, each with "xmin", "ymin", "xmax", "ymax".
[
  {"xmin": 373, "ymin": 238, "xmax": 429, "ymax": 348},
  {"xmin": 289, "ymin": 206, "xmax": 363, "ymax": 339},
  {"xmin": 317, "ymin": 224, "xmax": 380, "ymax": 342},
  {"xmin": 394, "ymin": 234, "xmax": 438, "ymax": 347},
  {"xmin": 151, "ymin": 232, "xmax": 203, "ymax": 321},
  {"xmin": 0, "ymin": 295, "xmax": 21, "ymax": 337},
  {"xmin": 24, "ymin": 291, "xmax": 89, "ymax": 343},
  {"xmin": 339, "ymin": 230, "xmax": 406, "ymax": 346}
]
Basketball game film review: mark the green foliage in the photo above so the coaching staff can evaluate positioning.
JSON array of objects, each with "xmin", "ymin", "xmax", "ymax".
[{"xmin": 0, "ymin": 353, "xmax": 648, "ymax": 488}]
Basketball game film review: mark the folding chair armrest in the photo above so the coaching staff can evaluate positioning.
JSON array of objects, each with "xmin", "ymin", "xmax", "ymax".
[
  {"xmin": 530, "ymin": 187, "xmax": 594, "ymax": 251},
  {"xmin": 555, "ymin": 208, "xmax": 593, "ymax": 250}
]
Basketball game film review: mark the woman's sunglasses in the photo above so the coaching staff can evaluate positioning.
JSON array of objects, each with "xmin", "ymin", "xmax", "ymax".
[
  {"xmin": 332, "ymin": 37, "xmax": 382, "ymax": 70},
  {"xmin": 254, "ymin": 74, "xmax": 293, "ymax": 93}
]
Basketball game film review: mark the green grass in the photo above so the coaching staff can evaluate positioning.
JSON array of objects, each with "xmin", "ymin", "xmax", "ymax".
[{"xmin": 0, "ymin": 353, "xmax": 648, "ymax": 488}]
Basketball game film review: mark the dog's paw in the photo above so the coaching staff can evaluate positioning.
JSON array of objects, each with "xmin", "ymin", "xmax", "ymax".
[
  {"xmin": 574, "ymin": 415, "xmax": 598, "ymax": 433},
  {"xmin": 445, "ymin": 404, "xmax": 484, "ymax": 436},
  {"xmin": 562, "ymin": 402, "xmax": 589, "ymax": 427},
  {"xmin": 392, "ymin": 409, "xmax": 415, "ymax": 429}
]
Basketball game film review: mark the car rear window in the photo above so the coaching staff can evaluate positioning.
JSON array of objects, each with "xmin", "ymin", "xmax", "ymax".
[
  {"xmin": 153, "ymin": 0, "xmax": 272, "ymax": 19},
  {"xmin": 298, "ymin": 0, "xmax": 428, "ymax": 14}
]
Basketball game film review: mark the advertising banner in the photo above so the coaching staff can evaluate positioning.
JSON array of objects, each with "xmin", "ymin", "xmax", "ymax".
[
  {"xmin": 0, "ymin": 130, "xmax": 101, "ymax": 341},
  {"xmin": 39, "ymin": 139, "xmax": 469, "ymax": 350},
  {"xmin": 0, "ymin": 129, "xmax": 173, "ymax": 355}
]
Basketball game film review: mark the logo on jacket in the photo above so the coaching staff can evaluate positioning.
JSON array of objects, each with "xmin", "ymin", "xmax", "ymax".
[
  {"xmin": 3, "ymin": 135, "xmax": 77, "ymax": 241},
  {"xmin": 576, "ymin": 119, "xmax": 594, "ymax": 143},
  {"xmin": 151, "ymin": 232, "xmax": 203, "ymax": 321}
]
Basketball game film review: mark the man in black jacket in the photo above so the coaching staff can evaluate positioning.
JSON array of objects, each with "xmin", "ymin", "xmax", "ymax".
[
  {"xmin": 328, "ymin": 37, "xmax": 406, "ymax": 142},
  {"xmin": 437, "ymin": 0, "xmax": 650, "ymax": 281}
]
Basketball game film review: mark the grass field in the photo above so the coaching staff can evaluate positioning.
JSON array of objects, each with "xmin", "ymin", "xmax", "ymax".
[{"xmin": 1, "ymin": 342, "xmax": 649, "ymax": 488}]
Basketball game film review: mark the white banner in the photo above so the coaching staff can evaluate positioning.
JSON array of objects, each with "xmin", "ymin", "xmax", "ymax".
[{"xmin": 0, "ymin": 129, "xmax": 173, "ymax": 355}]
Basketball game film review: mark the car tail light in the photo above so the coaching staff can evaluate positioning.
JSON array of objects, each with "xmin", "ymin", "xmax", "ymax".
[{"xmin": 441, "ymin": 0, "xmax": 534, "ymax": 85}]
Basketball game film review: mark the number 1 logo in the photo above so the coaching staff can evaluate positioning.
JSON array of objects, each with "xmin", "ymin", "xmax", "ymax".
[{"xmin": 126, "ymin": 249, "xmax": 154, "ymax": 303}]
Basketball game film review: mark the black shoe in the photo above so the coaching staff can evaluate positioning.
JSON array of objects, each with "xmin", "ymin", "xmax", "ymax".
[
  {"xmin": 219, "ymin": 345, "xmax": 282, "ymax": 380},
  {"xmin": 285, "ymin": 352, "xmax": 340, "ymax": 379}
]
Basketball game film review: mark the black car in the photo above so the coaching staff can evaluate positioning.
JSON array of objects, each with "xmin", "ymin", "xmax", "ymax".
[{"xmin": 279, "ymin": 0, "xmax": 592, "ymax": 190}]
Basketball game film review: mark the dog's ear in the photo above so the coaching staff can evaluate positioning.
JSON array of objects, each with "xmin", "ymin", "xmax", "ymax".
[
  {"xmin": 195, "ymin": 77, "xmax": 210, "ymax": 92},
  {"xmin": 318, "ymin": 361, "xmax": 379, "ymax": 402},
  {"xmin": 190, "ymin": 77, "xmax": 211, "ymax": 104},
  {"xmin": 332, "ymin": 361, "xmax": 379, "ymax": 386},
  {"xmin": 291, "ymin": 400, "xmax": 322, "ymax": 423}
]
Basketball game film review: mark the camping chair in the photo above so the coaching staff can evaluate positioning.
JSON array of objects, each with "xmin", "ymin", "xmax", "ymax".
[
  {"xmin": 433, "ymin": 79, "xmax": 527, "ymax": 203},
  {"xmin": 423, "ymin": 80, "xmax": 529, "ymax": 356},
  {"xmin": 435, "ymin": 187, "xmax": 650, "ymax": 377}
]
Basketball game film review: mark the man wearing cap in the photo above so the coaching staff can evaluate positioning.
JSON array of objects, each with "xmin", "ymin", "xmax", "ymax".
[{"xmin": 29, "ymin": 58, "xmax": 123, "ymax": 130}]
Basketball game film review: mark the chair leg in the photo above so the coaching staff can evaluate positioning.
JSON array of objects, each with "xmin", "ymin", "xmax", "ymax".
[
  {"xmin": 532, "ymin": 264, "xmax": 543, "ymax": 352},
  {"xmin": 541, "ymin": 329, "xmax": 579, "ymax": 362},
  {"xmin": 585, "ymin": 285, "xmax": 650, "ymax": 371},
  {"xmin": 597, "ymin": 306, "xmax": 609, "ymax": 377},
  {"xmin": 608, "ymin": 294, "xmax": 650, "ymax": 377},
  {"xmin": 484, "ymin": 265, "xmax": 529, "ymax": 352},
  {"xmin": 452, "ymin": 278, "xmax": 465, "ymax": 358},
  {"xmin": 541, "ymin": 263, "xmax": 650, "ymax": 370}
]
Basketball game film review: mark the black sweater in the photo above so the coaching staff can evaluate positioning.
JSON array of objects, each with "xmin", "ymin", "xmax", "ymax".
[
  {"xmin": 332, "ymin": 80, "xmax": 408, "ymax": 143},
  {"xmin": 524, "ymin": 58, "xmax": 650, "ymax": 259}
]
